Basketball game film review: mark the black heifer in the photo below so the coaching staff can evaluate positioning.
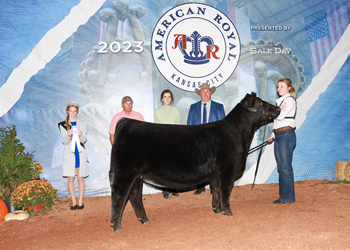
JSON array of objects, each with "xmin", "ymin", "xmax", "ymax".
[{"xmin": 109, "ymin": 92, "xmax": 280, "ymax": 231}]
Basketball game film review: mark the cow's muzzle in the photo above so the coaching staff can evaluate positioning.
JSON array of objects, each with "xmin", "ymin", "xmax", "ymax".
[{"xmin": 263, "ymin": 106, "xmax": 280, "ymax": 119}]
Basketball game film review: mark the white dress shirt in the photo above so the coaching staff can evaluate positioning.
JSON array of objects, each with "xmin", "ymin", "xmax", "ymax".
[
  {"xmin": 271, "ymin": 93, "xmax": 296, "ymax": 138},
  {"xmin": 200, "ymin": 100, "xmax": 211, "ymax": 124}
]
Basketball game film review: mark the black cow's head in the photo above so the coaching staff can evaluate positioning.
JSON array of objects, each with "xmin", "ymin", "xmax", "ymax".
[{"xmin": 240, "ymin": 92, "xmax": 280, "ymax": 128}]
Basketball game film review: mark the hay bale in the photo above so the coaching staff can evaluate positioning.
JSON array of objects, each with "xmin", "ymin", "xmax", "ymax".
[{"xmin": 335, "ymin": 160, "xmax": 350, "ymax": 181}]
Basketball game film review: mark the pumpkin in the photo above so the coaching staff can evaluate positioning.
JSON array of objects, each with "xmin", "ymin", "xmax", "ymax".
[
  {"xmin": 5, "ymin": 210, "xmax": 29, "ymax": 221},
  {"xmin": 0, "ymin": 198, "xmax": 9, "ymax": 222}
]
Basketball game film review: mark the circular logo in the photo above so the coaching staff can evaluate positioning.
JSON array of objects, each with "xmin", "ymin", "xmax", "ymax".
[{"xmin": 151, "ymin": 3, "xmax": 240, "ymax": 92}]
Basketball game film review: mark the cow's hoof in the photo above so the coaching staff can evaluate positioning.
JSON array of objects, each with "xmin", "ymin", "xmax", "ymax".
[
  {"xmin": 213, "ymin": 207, "xmax": 222, "ymax": 214},
  {"xmin": 138, "ymin": 217, "xmax": 150, "ymax": 224},
  {"xmin": 141, "ymin": 220, "xmax": 150, "ymax": 224},
  {"xmin": 222, "ymin": 211, "xmax": 233, "ymax": 216},
  {"xmin": 112, "ymin": 225, "xmax": 123, "ymax": 231}
]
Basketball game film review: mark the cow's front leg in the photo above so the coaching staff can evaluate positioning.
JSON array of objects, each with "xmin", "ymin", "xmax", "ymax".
[
  {"xmin": 210, "ymin": 179, "xmax": 222, "ymax": 214},
  {"xmin": 129, "ymin": 176, "xmax": 149, "ymax": 224},
  {"xmin": 220, "ymin": 177, "xmax": 234, "ymax": 216}
]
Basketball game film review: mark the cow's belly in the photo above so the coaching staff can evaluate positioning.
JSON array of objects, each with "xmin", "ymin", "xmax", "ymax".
[
  {"xmin": 142, "ymin": 174, "xmax": 210, "ymax": 190},
  {"xmin": 143, "ymin": 178, "xmax": 166, "ymax": 188}
]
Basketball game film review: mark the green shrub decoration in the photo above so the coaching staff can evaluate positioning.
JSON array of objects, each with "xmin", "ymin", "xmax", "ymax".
[{"xmin": 0, "ymin": 125, "xmax": 43, "ymax": 199}]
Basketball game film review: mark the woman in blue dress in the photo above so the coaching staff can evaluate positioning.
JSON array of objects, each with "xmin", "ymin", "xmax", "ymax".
[{"xmin": 59, "ymin": 101, "xmax": 88, "ymax": 210}]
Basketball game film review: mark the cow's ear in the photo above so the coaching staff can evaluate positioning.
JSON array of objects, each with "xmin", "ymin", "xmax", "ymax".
[
  {"xmin": 242, "ymin": 94, "xmax": 254, "ymax": 108},
  {"xmin": 241, "ymin": 93, "xmax": 250, "ymax": 107}
]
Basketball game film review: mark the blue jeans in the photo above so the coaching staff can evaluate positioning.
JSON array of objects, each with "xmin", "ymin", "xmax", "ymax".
[{"xmin": 274, "ymin": 129, "xmax": 296, "ymax": 203}]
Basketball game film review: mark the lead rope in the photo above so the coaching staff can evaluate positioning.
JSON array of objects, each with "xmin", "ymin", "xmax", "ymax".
[
  {"xmin": 248, "ymin": 141, "xmax": 268, "ymax": 154},
  {"xmin": 251, "ymin": 121, "xmax": 267, "ymax": 189}
]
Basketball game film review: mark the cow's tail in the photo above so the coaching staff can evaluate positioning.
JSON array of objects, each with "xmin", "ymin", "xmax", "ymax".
[
  {"xmin": 110, "ymin": 118, "xmax": 128, "ymax": 186},
  {"xmin": 114, "ymin": 117, "xmax": 128, "ymax": 144},
  {"xmin": 109, "ymin": 166, "xmax": 115, "ymax": 187}
]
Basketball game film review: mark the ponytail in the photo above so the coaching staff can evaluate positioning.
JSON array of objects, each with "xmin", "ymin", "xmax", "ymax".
[
  {"xmin": 289, "ymin": 85, "xmax": 296, "ymax": 98},
  {"xmin": 65, "ymin": 114, "xmax": 70, "ymax": 131}
]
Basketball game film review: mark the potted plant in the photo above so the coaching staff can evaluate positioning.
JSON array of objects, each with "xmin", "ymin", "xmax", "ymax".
[
  {"xmin": 11, "ymin": 180, "xmax": 58, "ymax": 215},
  {"xmin": 0, "ymin": 125, "xmax": 44, "ymax": 211}
]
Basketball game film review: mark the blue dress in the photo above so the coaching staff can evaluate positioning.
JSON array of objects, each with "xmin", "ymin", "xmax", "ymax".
[{"xmin": 71, "ymin": 121, "xmax": 80, "ymax": 168}]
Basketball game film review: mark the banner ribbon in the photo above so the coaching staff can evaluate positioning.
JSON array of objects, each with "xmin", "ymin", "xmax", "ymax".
[{"xmin": 71, "ymin": 125, "xmax": 82, "ymax": 153}]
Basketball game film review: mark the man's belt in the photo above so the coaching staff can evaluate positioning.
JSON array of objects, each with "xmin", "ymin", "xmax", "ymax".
[{"xmin": 273, "ymin": 126, "xmax": 295, "ymax": 135}]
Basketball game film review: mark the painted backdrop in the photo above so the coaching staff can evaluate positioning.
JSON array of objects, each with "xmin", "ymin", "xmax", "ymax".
[{"xmin": 0, "ymin": 0, "xmax": 349, "ymax": 197}]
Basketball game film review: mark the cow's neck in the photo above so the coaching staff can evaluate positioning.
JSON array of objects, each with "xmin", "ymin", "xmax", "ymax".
[{"xmin": 226, "ymin": 105, "xmax": 258, "ymax": 148}]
